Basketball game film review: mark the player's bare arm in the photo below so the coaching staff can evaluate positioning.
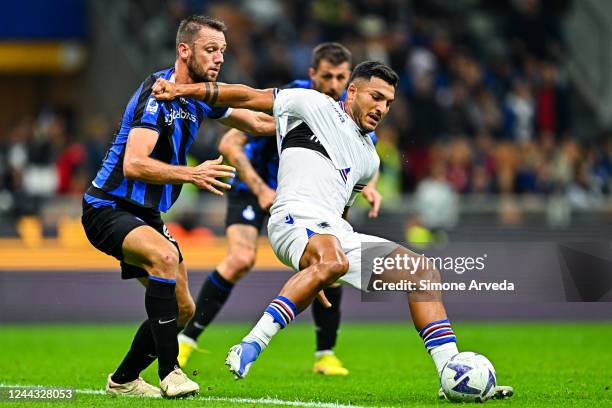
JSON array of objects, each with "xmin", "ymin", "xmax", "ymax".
[
  {"xmin": 124, "ymin": 127, "xmax": 235, "ymax": 195},
  {"xmin": 152, "ymin": 78, "xmax": 275, "ymax": 113},
  {"xmin": 219, "ymin": 109, "xmax": 276, "ymax": 136},
  {"xmin": 362, "ymin": 171, "xmax": 382, "ymax": 218},
  {"xmin": 218, "ymin": 128, "xmax": 276, "ymax": 210}
]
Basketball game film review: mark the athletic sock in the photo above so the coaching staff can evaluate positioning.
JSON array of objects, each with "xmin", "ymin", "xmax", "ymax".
[
  {"xmin": 418, "ymin": 319, "xmax": 459, "ymax": 375},
  {"xmin": 312, "ymin": 285, "xmax": 342, "ymax": 352},
  {"xmin": 315, "ymin": 350, "xmax": 334, "ymax": 358},
  {"xmin": 111, "ymin": 320, "xmax": 157, "ymax": 384},
  {"xmin": 182, "ymin": 270, "xmax": 234, "ymax": 341},
  {"xmin": 145, "ymin": 276, "xmax": 179, "ymax": 380},
  {"xmin": 243, "ymin": 296, "xmax": 297, "ymax": 350}
]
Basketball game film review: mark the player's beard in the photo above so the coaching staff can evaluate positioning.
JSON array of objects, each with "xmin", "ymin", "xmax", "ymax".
[
  {"xmin": 350, "ymin": 102, "xmax": 368, "ymax": 131},
  {"xmin": 313, "ymin": 83, "xmax": 340, "ymax": 101},
  {"xmin": 187, "ymin": 55, "xmax": 213, "ymax": 83},
  {"xmin": 326, "ymin": 90, "xmax": 341, "ymax": 100}
]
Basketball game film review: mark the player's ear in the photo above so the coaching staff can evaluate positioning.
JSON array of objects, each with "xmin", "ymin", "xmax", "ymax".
[
  {"xmin": 346, "ymin": 82, "xmax": 358, "ymax": 101},
  {"xmin": 177, "ymin": 42, "xmax": 190, "ymax": 60},
  {"xmin": 308, "ymin": 67, "xmax": 316, "ymax": 80}
]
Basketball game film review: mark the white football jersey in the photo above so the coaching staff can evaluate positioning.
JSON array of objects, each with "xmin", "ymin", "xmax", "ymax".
[{"xmin": 270, "ymin": 88, "xmax": 380, "ymax": 219}]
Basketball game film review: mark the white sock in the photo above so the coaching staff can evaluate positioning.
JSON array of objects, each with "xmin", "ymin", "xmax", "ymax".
[
  {"xmin": 178, "ymin": 333, "xmax": 197, "ymax": 347},
  {"xmin": 430, "ymin": 342, "xmax": 459, "ymax": 376},
  {"xmin": 242, "ymin": 313, "xmax": 280, "ymax": 351},
  {"xmin": 315, "ymin": 350, "xmax": 334, "ymax": 358}
]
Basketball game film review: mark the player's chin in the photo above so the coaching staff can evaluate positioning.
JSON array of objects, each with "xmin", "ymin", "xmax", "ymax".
[{"xmin": 363, "ymin": 117, "xmax": 378, "ymax": 131}]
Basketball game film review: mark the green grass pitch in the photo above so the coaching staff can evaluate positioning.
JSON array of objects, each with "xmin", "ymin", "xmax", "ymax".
[{"xmin": 1, "ymin": 322, "xmax": 611, "ymax": 407}]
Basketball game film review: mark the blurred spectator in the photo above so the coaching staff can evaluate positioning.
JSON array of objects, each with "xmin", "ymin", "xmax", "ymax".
[
  {"xmin": 414, "ymin": 162, "xmax": 458, "ymax": 230},
  {"xmin": 534, "ymin": 60, "xmax": 570, "ymax": 137},
  {"xmin": 504, "ymin": 79, "xmax": 535, "ymax": 142},
  {"xmin": 1, "ymin": 0, "xmax": 608, "ymax": 229}
]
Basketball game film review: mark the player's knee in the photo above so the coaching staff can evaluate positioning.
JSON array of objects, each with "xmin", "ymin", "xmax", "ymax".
[
  {"xmin": 178, "ymin": 299, "xmax": 196, "ymax": 326},
  {"xmin": 150, "ymin": 246, "xmax": 180, "ymax": 279},
  {"xmin": 413, "ymin": 259, "xmax": 441, "ymax": 284},
  {"xmin": 225, "ymin": 249, "xmax": 256, "ymax": 281},
  {"xmin": 315, "ymin": 252, "xmax": 349, "ymax": 285}
]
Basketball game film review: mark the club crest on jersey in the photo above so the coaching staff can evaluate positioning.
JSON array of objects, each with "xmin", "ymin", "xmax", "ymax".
[
  {"xmin": 242, "ymin": 205, "xmax": 256, "ymax": 221},
  {"xmin": 339, "ymin": 167, "xmax": 351, "ymax": 183}
]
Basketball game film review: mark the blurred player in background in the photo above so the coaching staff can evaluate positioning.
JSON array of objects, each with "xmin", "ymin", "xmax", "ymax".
[
  {"xmin": 177, "ymin": 43, "xmax": 383, "ymax": 376},
  {"xmin": 81, "ymin": 15, "xmax": 274, "ymax": 398},
  {"xmin": 152, "ymin": 61, "xmax": 513, "ymax": 399}
]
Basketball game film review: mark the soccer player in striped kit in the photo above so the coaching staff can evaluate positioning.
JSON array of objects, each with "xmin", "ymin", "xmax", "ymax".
[
  {"xmin": 177, "ymin": 43, "xmax": 382, "ymax": 376},
  {"xmin": 152, "ymin": 60, "xmax": 513, "ymax": 400},
  {"xmin": 81, "ymin": 15, "xmax": 274, "ymax": 398}
]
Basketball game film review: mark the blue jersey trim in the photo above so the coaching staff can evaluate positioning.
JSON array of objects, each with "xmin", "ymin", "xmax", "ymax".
[{"xmin": 83, "ymin": 193, "xmax": 116, "ymax": 209}]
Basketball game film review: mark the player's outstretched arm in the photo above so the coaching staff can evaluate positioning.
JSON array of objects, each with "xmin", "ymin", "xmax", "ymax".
[
  {"xmin": 124, "ymin": 127, "xmax": 235, "ymax": 195},
  {"xmin": 218, "ymin": 128, "xmax": 276, "ymax": 210},
  {"xmin": 152, "ymin": 78, "xmax": 274, "ymax": 113}
]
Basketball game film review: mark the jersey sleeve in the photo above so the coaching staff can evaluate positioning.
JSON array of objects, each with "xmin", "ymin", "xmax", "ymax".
[
  {"xmin": 130, "ymin": 75, "xmax": 164, "ymax": 133},
  {"xmin": 207, "ymin": 106, "xmax": 233, "ymax": 119},
  {"xmin": 273, "ymin": 88, "xmax": 330, "ymax": 121}
]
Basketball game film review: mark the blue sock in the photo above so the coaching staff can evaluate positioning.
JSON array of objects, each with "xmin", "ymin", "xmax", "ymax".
[
  {"xmin": 243, "ymin": 296, "xmax": 298, "ymax": 351},
  {"xmin": 264, "ymin": 296, "xmax": 297, "ymax": 328}
]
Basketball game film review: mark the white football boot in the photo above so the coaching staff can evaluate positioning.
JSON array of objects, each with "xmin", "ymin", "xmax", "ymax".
[
  {"xmin": 159, "ymin": 368, "xmax": 199, "ymax": 398},
  {"xmin": 106, "ymin": 374, "xmax": 161, "ymax": 398}
]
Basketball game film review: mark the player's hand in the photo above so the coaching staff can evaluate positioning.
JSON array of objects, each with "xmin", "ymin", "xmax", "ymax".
[
  {"xmin": 191, "ymin": 155, "xmax": 236, "ymax": 196},
  {"xmin": 152, "ymin": 78, "xmax": 177, "ymax": 100},
  {"xmin": 316, "ymin": 290, "xmax": 332, "ymax": 308},
  {"xmin": 256, "ymin": 185, "xmax": 276, "ymax": 211},
  {"xmin": 362, "ymin": 184, "xmax": 382, "ymax": 218}
]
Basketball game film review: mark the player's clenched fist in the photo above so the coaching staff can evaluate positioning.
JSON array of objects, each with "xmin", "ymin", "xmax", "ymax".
[
  {"xmin": 191, "ymin": 155, "xmax": 236, "ymax": 196},
  {"xmin": 152, "ymin": 78, "xmax": 177, "ymax": 100}
]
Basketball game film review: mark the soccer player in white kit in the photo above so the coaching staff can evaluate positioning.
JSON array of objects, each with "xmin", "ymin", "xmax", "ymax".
[{"xmin": 152, "ymin": 61, "xmax": 513, "ymax": 400}]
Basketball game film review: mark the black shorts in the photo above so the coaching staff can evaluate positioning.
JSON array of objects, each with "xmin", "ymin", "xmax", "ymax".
[
  {"xmin": 225, "ymin": 189, "xmax": 268, "ymax": 232},
  {"xmin": 81, "ymin": 187, "xmax": 183, "ymax": 279}
]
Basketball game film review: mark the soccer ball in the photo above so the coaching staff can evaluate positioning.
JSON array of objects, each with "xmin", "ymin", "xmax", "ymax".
[{"xmin": 440, "ymin": 352, "xmax": 497, "ymax": 402}]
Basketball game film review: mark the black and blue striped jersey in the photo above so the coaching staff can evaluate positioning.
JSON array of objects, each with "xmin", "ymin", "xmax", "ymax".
[
  {"xmin": 89, "ymin": 67, "xmax": 230, "ymax": 212},
  {"xmin": 231, "ymin": 79, "xmax": 377, "ymax": 194}
]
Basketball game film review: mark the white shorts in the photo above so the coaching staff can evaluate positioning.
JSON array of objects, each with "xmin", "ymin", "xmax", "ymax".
[{"xmin": 267, "ymin": 210, "xmax": 393, "ymax": 290}]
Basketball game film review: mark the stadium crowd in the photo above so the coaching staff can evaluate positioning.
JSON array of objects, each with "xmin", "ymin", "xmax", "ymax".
[{"xmin": 0, "ymin": 0, "xmax": 610, "ymax": 222}]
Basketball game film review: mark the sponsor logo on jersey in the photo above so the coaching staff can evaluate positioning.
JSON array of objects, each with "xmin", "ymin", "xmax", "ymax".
[
  {"xmin": 317, "ymin": 221, "xmax": 331, "ymax": 229},
  {"xmin": 164, "ymin": 108, "xmax": 196, "ymax": 125}
]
